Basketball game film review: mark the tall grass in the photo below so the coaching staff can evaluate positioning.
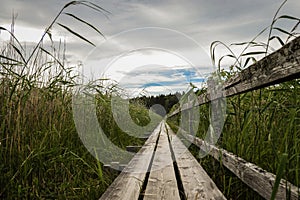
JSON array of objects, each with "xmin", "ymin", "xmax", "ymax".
[
  {"xmin": 0, "ymin": 1, "xmax": 153, "ymax": 199},
  {"xmin": 193, "ymin": 81, "xmax": 300, "ymax": 199}
]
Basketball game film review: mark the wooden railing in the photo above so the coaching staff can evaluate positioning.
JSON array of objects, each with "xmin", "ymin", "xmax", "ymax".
[
  {"xmin": 168, "ymin": 36, "xmax": 300, "ymax": 199},
  {"xmin": 177, "ymin": 129, "xmax": 299, "ymax": 200},
  {"xmin": 170, "ymin": 36, "xmax": 300, "ymax": 115},
  {"xmin": 99, "ymin": 36, "xmax": 300, "ymax": 200}
]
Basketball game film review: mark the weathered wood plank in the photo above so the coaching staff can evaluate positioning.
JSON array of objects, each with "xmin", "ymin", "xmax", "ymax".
[
  {"xmin": 166, "ymin": 124, "xmax": 226, "ymax": 200},
  {"xmin": 169, "ymin": 36, "xmax": 300, "ymax": 116},
  {"xmin": 99, "ymin": 123, "xmax": 162, "ymax": 200},
  {"xmin": 179, "ymin": 131, "xmax": 299, "ymax": 200},
  {"xmin": 224, "ymin": 35, "xmax": 300, "ymax": 96},
  {"xmin": 143, "ymin": 124, "xmax": 180, "ymax": 200}
]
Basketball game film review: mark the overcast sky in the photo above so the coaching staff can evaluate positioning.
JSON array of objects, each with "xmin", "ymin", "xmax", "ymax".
[{"xmin": 1, "ymin": 0, "xmax": 299, "ymax": 96}]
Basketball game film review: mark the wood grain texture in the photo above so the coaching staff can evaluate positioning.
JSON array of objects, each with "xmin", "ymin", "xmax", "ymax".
[
  {"xmin": 180, "ymin": 132, "xmax": 299, "ymax": 200},
  {"xmin": 166, "ymin": 124, "xmax": 226, "ymax": 200},
  {"xmin": 224, "ymin": 35, "xmax": 300, "ymax": 95},
  {"xmin": 169, "ymin": 36, "xmax": 300, "ymax": 116},
  {"xmin": 143, "ymin": 124, "xmax": 180, "ymax": 200},
  {"xmin": 99, "ymin": 124, "xmax": 162, "ymax": 200}
]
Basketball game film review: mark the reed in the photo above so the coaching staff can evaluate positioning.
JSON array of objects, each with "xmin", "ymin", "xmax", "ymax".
[{"xmin": 0, "ymin": 1, "xmax": 151, "ymax": 199}]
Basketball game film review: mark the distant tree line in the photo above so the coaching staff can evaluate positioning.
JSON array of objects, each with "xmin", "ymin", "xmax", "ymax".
[{"xmin": 130, "ymin": 92, "xmax": 185, "ymax": 116}]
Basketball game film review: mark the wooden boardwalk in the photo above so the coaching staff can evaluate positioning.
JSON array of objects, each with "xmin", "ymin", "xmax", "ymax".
[
  {"xmin": 100, "ymin": 122, "xmax": 226, "ymax": 200},
  {"xmin": 100, "ymin": 36, "xmax": 300, "ymax": 200}
]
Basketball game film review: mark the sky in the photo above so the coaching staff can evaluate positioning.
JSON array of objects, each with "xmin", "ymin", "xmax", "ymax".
[{"xmin": 0, "ymin": 0, "xmax": 300, "ymax": 96}]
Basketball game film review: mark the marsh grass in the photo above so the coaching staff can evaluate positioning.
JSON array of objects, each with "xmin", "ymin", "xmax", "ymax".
[
  {"xmin": 0, "ymin": 1, "xmax": 153, "ymax": 199},
  {"xmin": 168, "ymin": 72, "xmax": 300, "ymax": 200}
]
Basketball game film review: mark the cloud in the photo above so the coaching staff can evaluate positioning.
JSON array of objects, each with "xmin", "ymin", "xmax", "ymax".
[
  {"xmin": 113, "ymin": 65, "xmax": 207, "ymax": 97},
  {"xmin": 1, "ymin": 0, "xmax": 298, "ymax": 45},
  {"xmin": 1, "ymin": 0, "xmax": 300, "ymax": 96}
]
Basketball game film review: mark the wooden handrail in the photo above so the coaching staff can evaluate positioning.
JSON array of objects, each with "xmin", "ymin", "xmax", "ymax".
[
  {"xmin": 175, "ymin": 129, "xmax": 299, "ymax": 200},
  {"xmin": 170, "ymin": 36, "xmax": 300, "ymax": 116}
]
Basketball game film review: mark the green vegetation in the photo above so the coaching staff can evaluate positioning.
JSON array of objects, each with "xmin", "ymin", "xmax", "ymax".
[
  {"xmin": 0, "ymin": 1, "xmax": 156, "ymax": 199},
  {"xmin": 167, "ymin": 1, "xmax": 300, "ymax": 199},
  {"xmin": 168, "ymin": 80, "xmax": 300, "ymax": 199},
  {"xmin": 132, "ymin": 92, "xmax": 182, "ymax": 115}
]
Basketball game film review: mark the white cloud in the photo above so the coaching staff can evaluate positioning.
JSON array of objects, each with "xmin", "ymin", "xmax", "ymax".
[{"xmin": 1, "ymin": 0, "xmax": 300, "ymax": 96}]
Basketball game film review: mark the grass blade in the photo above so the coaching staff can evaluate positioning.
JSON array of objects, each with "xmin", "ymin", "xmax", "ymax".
[
  {"xmin": 0, "ymin": 54, "xmax": 22, "ymax": 63},
  {"xmin": 64, "ymin": 12, "xmax": 105, "ymax": 38},
  {"xmin": 269, "ymin": 36, "xmax": 285, "ymax": 46},
  {"xmin": 83, "ymin": 1, "xmax": 111, "ymax": 14},
  {"xmin": 231, "ymin": 41, "xmax": 257, "ymax": 46},
  {"xmin": 290, "ymin": 20, "xmax": 300, "ymax": 34},
  {"xmin": 39, "ymin": 47, "xmax": 64, "ymax": 68},
  {"xmin": 241, "ymin": 51, "xmax": 266, "ymax": 56},
  {"xmin": 270, "ymin": 153, "xmax": 288, "ymax": 200},
  {"xmin": 287, "ymin": 21, "xmax": 300, "ymax": 42},
  {"xmin": 265, "ymin": 0, "xmax": 288, "ymax": 55},
  {"xmin": 56, "ymin": 22, "xmax": 95, "ymax": 46},
  {"xmin": 273, "ymin": 27, "xmax": 295, "ymax": 38},
  {"xmin": 242, "ymin": 57, "xmax": 253, "ymax": 68},
  {"xmin": 10, "ymin": 44, "xmax": 26, "ymax": 64},
  {"xmin": 80, "ymin": 1, "xmax": 111, "ymax": 19},
  {"xmin": 62, "ymin": 1, "xmax": 80, "ymax": 9},
  {"xmin": 0, "ymin": 26, "xmax": 24, "ymax": 51},
  {"xmin": 276, "ymin": 15, "xmax": 300, "ymax": 21}
]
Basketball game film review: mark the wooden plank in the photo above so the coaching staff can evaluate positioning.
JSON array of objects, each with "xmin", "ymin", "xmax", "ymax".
[
  {"xmin": 224, "ymin": 35, "xmax": 300, "ymax": 96},
  {"xmin": 143, "ymin": 124, "xmax": 180, "ymax": 200},
  {"xmin": 169, "ymin": 36, "xmax": 300, "ymax": 116},
  {"xmin": 99, "ymin": 123, "xmax": 162, "ymax": 200},
  {"xmin": 166, "ymin": 124, "xmax": 226, "ymax": 200},
  {"xmin": 179, "ymin": 130, "xmax": 299, "ymax": 200}
]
